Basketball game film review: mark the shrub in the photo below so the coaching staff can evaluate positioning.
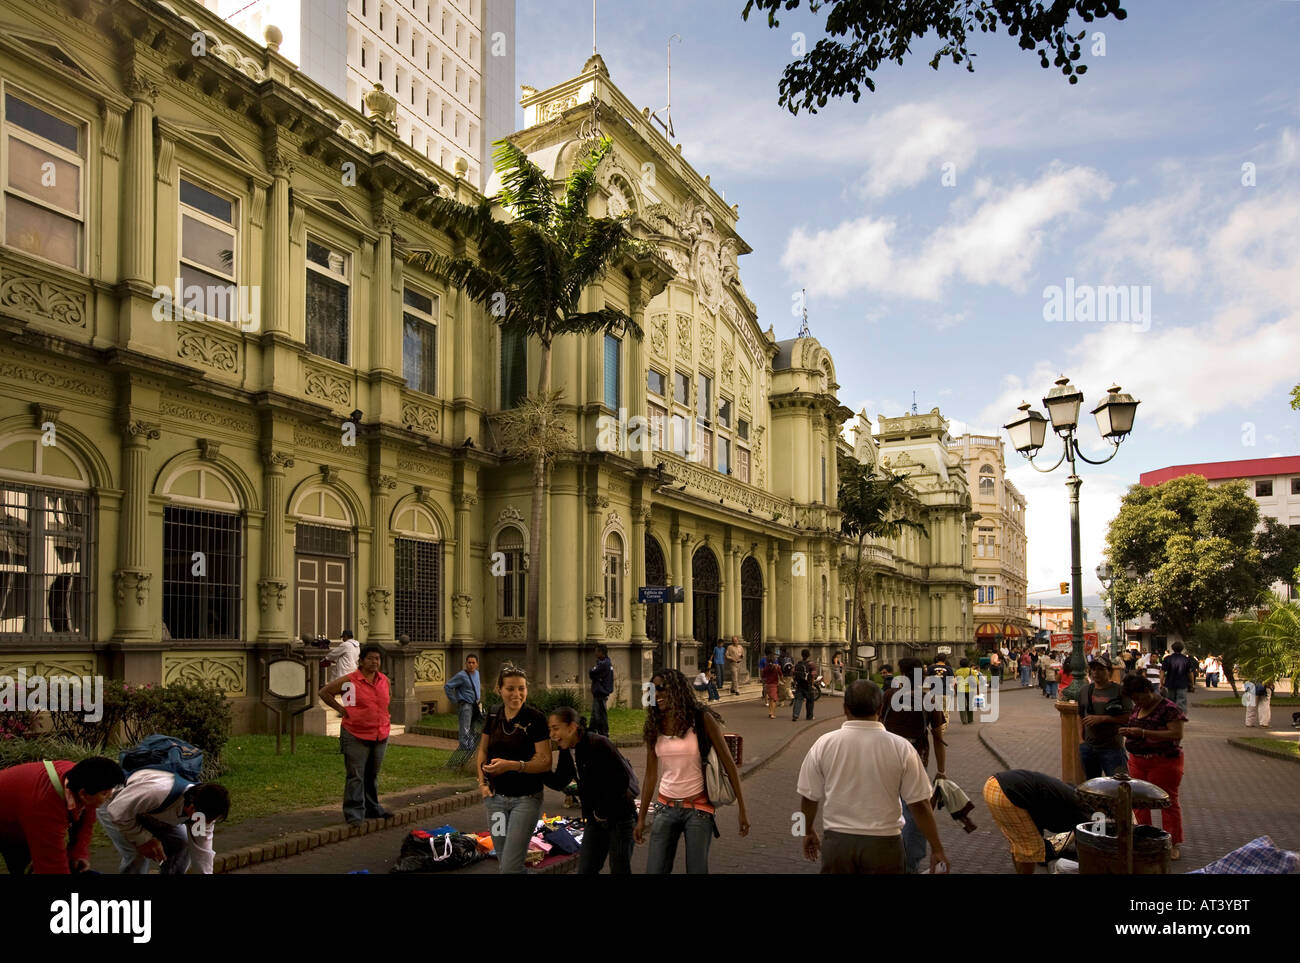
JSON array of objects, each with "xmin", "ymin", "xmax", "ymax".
[
  {"xmin": 0, "ymin": 737, "xmax": 106, "ymax": 771},
  {"xmin": 535, "ymin": 687, "xmax": 583, "ymax": 715},
  {"xmin": 0, "ymin": 709, "xmax": 39, "ymax": 742},
  {"xmin": 47, "ymin": 679, "xmax": 128, "ymax": 749}
]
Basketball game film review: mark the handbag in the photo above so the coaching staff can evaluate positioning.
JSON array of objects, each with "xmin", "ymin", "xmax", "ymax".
[{"xmin": 704, "ymin": 744, "xmax": 737, "ymax": 806}]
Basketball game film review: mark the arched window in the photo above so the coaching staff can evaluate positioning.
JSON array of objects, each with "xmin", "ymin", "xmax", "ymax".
[
  {"xmin": 496, "ymin": 525, "xmax": 526, "ymax": 619},
  {"xmin": 0, "ymin": 433, "xmax": 92, "ymax": 640},
  {"xmin": 979, "ymin": 464, "xmax": 995, "ymax": 497},
  {"xmin": 603, "ymin": 531, "xmax": 624, "ymax": 619},
  {"xmin": 393, "ymin": 503, "xmax": 442, "ymax": 643},
  {"xmin": 161, "ymin": 464, "xmax": 244, "ymax": 641},
  {"xmin": 292, "ymin": 486, "xmax": 355, "ymax": 641}
]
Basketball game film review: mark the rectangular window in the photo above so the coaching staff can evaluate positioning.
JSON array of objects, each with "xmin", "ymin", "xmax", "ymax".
[
  {"xmin": 670, "ymin": 413, "xmax": 690, "ymax": 457},
  {"xmin": 402, "ymin": 286, "xmax": 438, "ymax": 395},
  {"xmin": 648, "ymin": 369, "xmax": 666, "ymax": 397},
  {"xmin": 718, "ymin": 398, "xmax": 732, "ymax": 429},
  {"xmin": 1291, "ymin": 477, "xmax": 1300, "ymax": 495},
  {"xmin": 496, "ymin": 529, "xmax": 526, "ymax": 619},
  {"xmin": 604, "ymin": 547, "xmax": 622, "ymax": 619},
  {"xmin": 306, "ymin": 239, "xmax": 351, "ymax": 364},
  {"xmin": 821, "ymin": 456, "xmax": 827, "ymax": 503},
  {"xmin": 3, "ymin": 92, "xmax": 86, "ymax": 270},
  {"xmin": 500, "ymin": 326, "xmax": 527, "ymax": 408},
  {"xmin": 718, "ymin": 437, "xmax": 730, "ymax": 475},
  {"xmin": 648, "ymin": 402, "xmax": 667, "ymax": 451},
  {"xmin": 179, "ymin": 177, "xmax": 238, "ymax": 322},
  {"xmin": 988, "ymin": 586, "xmax": 996, "ymax": 604},
  {"xmin": 1256, "ymin": 480, "xmax": 1273, "ymax": 497},
  {"xmin": 738, "ymin": 419, "xmax": 749, "ymax": 442},
  {"xmin": 977, "ymin": 586, "xmax": 985, "ymax": 604},
  {"xmin": 673, "ymin": 371, "xmax": 689, "ymax": 406},
  {"xmin": 395, "ymin": 537, "xmax": 442, "ymax": 642},
  {"xmin": 163, "ymin": 506, "xmax": 242, "ymax": 640},
  {"xmin": 736, "ymin": 446, "xmax": 750, "ymax": 484},
  {"xmin": 603, "ymin": 333, "xmax": 621, "ymax": 410},
  {"xmin": 0, "ymin": 483, "xmax": 90, "ymax": 640},
  {"xmin": 697, "ymin": 374, "xmax": 712, "ymax": 423},
  {"xmin": 699, "ymin": 427, "xmax": 713, "ymax": 467}
]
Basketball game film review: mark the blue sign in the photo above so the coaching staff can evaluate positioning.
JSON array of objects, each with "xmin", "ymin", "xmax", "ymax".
[{"xmin": 638, "ymin": 585, "xmax": 684, "ymax": 604}]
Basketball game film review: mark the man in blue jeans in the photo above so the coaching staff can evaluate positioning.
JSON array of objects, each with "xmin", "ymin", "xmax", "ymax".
[
  {"xmin": 1077, "ymin": 655, "xmax": 1132, "ymax": 778},
  {"xmin": 444, "ymin": 654, "xmax": 481, "ymax": 750},
  {"xmin": 712, "ymin": 641, "xmax": 726, "ymax": 693}
]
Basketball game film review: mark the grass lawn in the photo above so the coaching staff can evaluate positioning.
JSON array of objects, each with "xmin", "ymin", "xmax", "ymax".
[
  {"xmin": 421, "ymin": 706, "xmax": 647, "ymax": 741},
  {"xmin": 1240, "ymin": 737, "xmax": 1300, "ymax": 760},
  {"xmin": 1199, "ymin": 695, "xmax": 1300, "ymax": 707},
  {"xmin": 214, "ymin": 735, "xmax": 462, "ymax": 825}
]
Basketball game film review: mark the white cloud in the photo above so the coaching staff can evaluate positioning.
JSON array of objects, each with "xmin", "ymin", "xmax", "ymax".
[
  {"xmin": 782, "ymin": 163, "xmax": 1113, "ymax": 299},
  {"xmin": 851, "ymin": 104, "xmax": 976, "ymax": 199}
]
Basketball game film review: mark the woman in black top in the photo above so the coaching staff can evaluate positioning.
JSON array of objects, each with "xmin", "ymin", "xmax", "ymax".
[
  {"xmin": 541, "ymin": 707, "xmax": 638, "ymax": 874},
  {"xmin": 476, "ymin": 664, "xmax": 551, "ymax": 873}
]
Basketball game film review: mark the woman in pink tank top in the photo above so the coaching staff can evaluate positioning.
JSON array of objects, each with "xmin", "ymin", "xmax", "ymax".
[{"xmin": 634, "ymin": 669, "xmax": 749, "ymax": 873}]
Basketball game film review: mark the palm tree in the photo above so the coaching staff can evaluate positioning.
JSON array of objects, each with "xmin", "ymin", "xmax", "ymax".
[
  {"xmin": 1236, "ymin": 601, "xmax": 1300, "ymax": 693},
  {"xmin": 407, "ymin": 137, "xmax": 644, "ymax": 677},
  {"xmin": 837, "ymin": 453, "xmax": 928, "ymax": 652}
]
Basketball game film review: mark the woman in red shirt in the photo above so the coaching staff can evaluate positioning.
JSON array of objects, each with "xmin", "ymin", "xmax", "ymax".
[
  {"xmin": 320, "ymin": 643, "xmax": 391, "ymax": 826},
  {"xmin": 1118, "ymin": 675, "xmax": 1188, "ymax": 860}
]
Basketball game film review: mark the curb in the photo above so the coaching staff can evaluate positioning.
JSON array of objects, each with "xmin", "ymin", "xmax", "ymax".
[
  {"xmin": 1225, "ymin": 737, "xmax": 1300, "ymax": 766},
  {"xmin": 978, "ymin": 730, "xmax": 1015, "ymax": 771}
]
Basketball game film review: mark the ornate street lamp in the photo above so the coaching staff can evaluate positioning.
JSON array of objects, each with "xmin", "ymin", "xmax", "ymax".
[
  {"xmin": 1004, "ymin": 376, "xmax": 1140, "ymax": 721},
  {"xmin": 1096, "ymin": 560, "xmax": 1119, "ymax": 657}
]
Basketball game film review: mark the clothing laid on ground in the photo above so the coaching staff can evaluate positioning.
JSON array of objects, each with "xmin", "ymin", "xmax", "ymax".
[
  {"xmin": 483, "ymin": 705, "xmax": 548, "ymax": 797},
  {"xmin": 796, "ymin": 721, "xmax": 930, "ymax": 836},
  {"xmin": 98, "ymin": 769, "xmax": 215, "ymax": 874},
  {"xmin": 0, "ymin": 760, "xmax": 97, "ymax": 874}
]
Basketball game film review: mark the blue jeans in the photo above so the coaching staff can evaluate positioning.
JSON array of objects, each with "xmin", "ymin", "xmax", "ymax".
[
  {"xmin": 341, "ymin": 728, "xmax": 389, "ymax": 823},
  {"xmin": 97, "ymin": 808, "xmax": 191, "ymax": 874},
  {"xmin": 1019, "ymin": 666, "xmax": 1031, "ymax": 686},
  {"xmin": 900, "ymin": 799, "xmax": 926, "ymax": 874},
  {"xmin": 1079, "ymin": 743, "xmax": 1128, "ymax": 779},
  {"xmin": 457, "ymin": 701, "xmax": 475, "ymax": 750},
  {"xmin": 1169, "ymin": 687, "xmax": 1188, "ymax": 713},
  {"xmin": 578, "ymin": 814, "xmax": 636, "ymax": 874},
  {"xmin": 646, "ymin": 803, "xmax": 715, "ymax": 874},
  {"xmin": 484, "ymin": 791, "xmax": 543, "ymax": 874},
  {"xmin": 792, "ymin": 687, "xmax": 814, "ymax": 720},
  {"xmin": 707, "ymin": 681, "xmax": 720, "ymax": 701},
  {"xmin": 1044, "ymin": 681, "xmax": 1058, "ymax": 699},
  {"xmin": 591, "ymin": 694, "xmax": 609, "ymax": 736}
]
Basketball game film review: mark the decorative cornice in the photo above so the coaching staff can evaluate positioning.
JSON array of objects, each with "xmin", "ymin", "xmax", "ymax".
[
  {"xmin": 29, "ymin": 402, "xmax": 60, "ymax": 428},
  {"xmin": 122, "ymin": 420, "xmax": 161, "ymax": 442},
  {"xmin": 455, "ymin": 492, "xmax": 479, "ymax": 510},
  {"xmin": 263, "ymin": 450, "xmax": 295, "ymax": 471}
]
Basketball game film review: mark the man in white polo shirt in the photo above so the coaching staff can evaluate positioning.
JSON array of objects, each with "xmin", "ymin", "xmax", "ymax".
[{"xmin": 796, "ymin": 680, "xmax": 950, "ymax": 874}]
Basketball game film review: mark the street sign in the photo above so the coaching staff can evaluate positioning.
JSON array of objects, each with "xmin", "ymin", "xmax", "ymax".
[
  {"xmin": 936, "ymin": 645, "xmax": 952, "ymax": 654},
  {"xmin": 638, "ymin": 585, "xmax": 684, "ymax": 604}
]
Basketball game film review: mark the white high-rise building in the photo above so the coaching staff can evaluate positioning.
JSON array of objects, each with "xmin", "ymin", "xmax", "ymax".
[{"xmin": 205, "ymin": 0, "xmax": 514, "ymax": 190}]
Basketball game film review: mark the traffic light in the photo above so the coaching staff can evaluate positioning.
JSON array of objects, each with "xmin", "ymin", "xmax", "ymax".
[{"xmin": 1059, "ymin": 582, "xmax": 1069, "ymax": 595}]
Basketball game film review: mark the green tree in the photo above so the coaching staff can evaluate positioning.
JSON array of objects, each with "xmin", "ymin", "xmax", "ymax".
[
  {"xmin": 408, "ymin": 138, "xmax": 644, "ymax": 677},
  {"xmin": 1256, "ymin": 516, "xmax": 1300, "ymax": 594},
  {"xmin": 1236, "ymin": 601, "xmax": 1300, "ymax": 691},
  {"xmin": 741, "ymin": 0, "xmax": 1128, "ymax": 114},
  {"xmin": 1185, "ymin": 619, "xmax": 1249, "ymax": 697},
  {"xmin": 1105, "ymin": 475, "xmax": 1269, "ymax": 645},
  {"xmin": 837, "ymin": 453, "xmax": 927, "ymax": 647}
]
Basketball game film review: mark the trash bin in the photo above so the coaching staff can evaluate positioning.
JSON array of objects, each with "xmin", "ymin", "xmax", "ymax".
[
  {"xmin": 1076, "ymin": 818, "xmax": 1171, "ymax": 874},
  {"xmin": 1076, "ymin": 772, "xmax": 1172, "ymax": 874}
]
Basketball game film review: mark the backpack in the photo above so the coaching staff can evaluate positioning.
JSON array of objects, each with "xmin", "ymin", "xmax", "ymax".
[
  {"xmin": 793, "ymin": 660, "xmax": 810, "ymax": 685},
  {"xmin": 781, "ymin": 660, "xmax": 794, "ymax": 678},
  {"xmin": 119, "ymin": 735, "xmax": 204, "ymax": 814}
]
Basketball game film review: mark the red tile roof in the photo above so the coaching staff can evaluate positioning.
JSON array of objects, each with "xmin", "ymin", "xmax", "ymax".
[{"xmin": 1140, "ymin": 455, "xmax": 1300, "ymax": 486}]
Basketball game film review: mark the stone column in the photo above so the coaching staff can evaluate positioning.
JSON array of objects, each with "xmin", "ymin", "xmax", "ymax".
[
  {"xmin": 630, "ymin": 506, "xmax": 649, "ymax": 642},
  {"xmin": 367, "ymin": 470, "xmax": 397, "ymax": 641},
  {"xmin": 766, "ymin": 543, "xmax": 780, "ymax": 648},
  {"xmin": 257, "ymin": 450, "xmax": 293, "ymax": 641},
  {"xmin": 729, "ymin": 545, "xmax": 742, "ymax": 642},
  {"xmin": 122, "ymin": 66, "xmax": 157, "ymax": 284},
  {"xmin": 451, "ymin": 492, "xmax": 476, "ymax": 641},
  {"xmin": 113, "ymin": 419, "xmax": 159, "ymax": 641},
  {"xmin": 371, "ymin": 211, "xmax": 395, "ymax": 373},
  {"xmin": 263, "ymin": 138, "xmax": 295, "ymax": 336},
  {"xmin": 679, "ymin": 532, "xmax": 693, "ymax": 645},
  {"xmin": 627, "ymin": 278, "xmax": 649, "ymax": 468},
  {"xmin": 586, "ymin": 493, "xmax": 609, "ymax": 641}
]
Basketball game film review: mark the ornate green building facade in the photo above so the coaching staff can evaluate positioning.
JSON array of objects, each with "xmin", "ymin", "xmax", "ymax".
[{"xmin": 0, "ymin": 0, "xmax": 975, "ymax": 732}]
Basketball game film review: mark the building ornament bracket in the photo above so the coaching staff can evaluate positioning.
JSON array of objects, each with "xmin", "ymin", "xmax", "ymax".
[
  {"xmin": 367, "ymin": 586, "xmax": 392, "ymax": 617},
  {"xmin": 258, "ymin": 578, "xmax": 288, "ymax": 613},
  {"xmin": 113, "ymin": 569, "xmax": 151, "ymax": 606},
  {"xmin": 29, "ymin": 402, "xmax": 60, "ymax": 428}
]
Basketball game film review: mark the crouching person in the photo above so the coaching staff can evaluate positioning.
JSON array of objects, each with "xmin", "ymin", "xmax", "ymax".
[
  {"xmin": 0, "ymin": 757, "xmax": 124, "ymax": 874},
  {"xmin": 98, "ymin": 774, "xmax": 229, "ymax": 874}
]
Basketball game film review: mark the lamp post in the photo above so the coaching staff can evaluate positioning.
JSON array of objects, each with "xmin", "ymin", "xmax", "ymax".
[
  {"xmin": 1096, "ymin": 561, "xmax": 1118, "ymax": 657},
  {"xmin": 1005, "ymin": 378, "xmax": 1139, "ymax": 779}
]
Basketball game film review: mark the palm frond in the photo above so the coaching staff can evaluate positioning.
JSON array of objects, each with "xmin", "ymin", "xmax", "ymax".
[
  {"xmin": 509, "ymin": 225, "xmax": 567, "ymax": 316},
  {"xmin": 405, "ymin": 251, "xmax": 510, "ymax": 307},
  {"xmin": 564, "ymin": 217, "xmax": 639, "ymax": 307},
  {"xmin": 556, "ymin": 137, "xmax": 613, "ymax": 244},
  {"xmin": 557, "ymin": 307, "xmax": 642, "ymax": 341},
  {"xmin": 492, "ymin": 140, "xmax": 556, "ymax": 229}
]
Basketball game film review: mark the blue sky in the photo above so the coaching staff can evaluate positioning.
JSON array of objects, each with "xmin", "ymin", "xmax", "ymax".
[{"xmin": 513, "ymin": 0, "xmax": 1300, "ymax": 596}]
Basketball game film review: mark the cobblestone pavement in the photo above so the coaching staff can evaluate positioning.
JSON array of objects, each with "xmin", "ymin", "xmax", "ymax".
[{"xmin": 236, "ymin": 683, "xmax": 1300, "ymax": 874}]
